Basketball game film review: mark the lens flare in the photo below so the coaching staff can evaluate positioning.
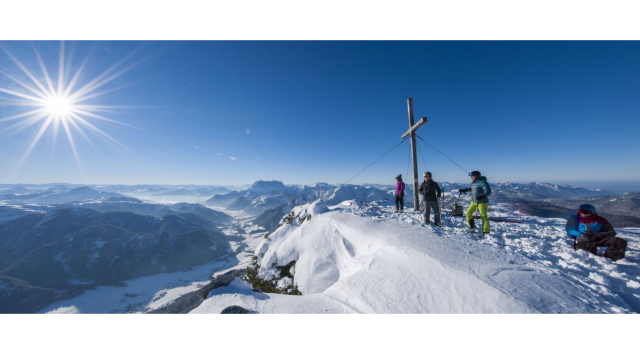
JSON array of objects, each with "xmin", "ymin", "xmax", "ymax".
[{"xmin": 0, "ymin": 42, "xmax": 144, "ymax": 177}]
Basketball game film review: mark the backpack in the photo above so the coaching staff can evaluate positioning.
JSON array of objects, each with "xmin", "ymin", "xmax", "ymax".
[{"xmin": 451, "ymin": 203, "xmax": 464, "ymax": 216}]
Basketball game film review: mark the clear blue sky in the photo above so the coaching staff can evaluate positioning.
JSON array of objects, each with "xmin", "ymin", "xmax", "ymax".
[{"xmin": 1, "ymin": 41, "xmax": 639, "ymax": 186}]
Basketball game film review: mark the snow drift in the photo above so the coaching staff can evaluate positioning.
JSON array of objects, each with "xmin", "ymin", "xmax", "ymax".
[{"xmin": 200, "ymin": 199, "xmax": 639, "ymax": 314}]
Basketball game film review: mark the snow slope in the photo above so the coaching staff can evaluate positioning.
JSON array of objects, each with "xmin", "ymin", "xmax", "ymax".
[{"xmin": 194, "ymin": 198, "xmax": 639, "ymax": 314}]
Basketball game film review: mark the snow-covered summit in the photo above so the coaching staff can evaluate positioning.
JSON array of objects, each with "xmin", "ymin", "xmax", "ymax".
[
  {"xmin": 249, "ymin": 180, "xmax": 288, "ymax": 194},
  {"xmin": 194, "ymin": 198, "xmax": 639, "ymax": 314}
]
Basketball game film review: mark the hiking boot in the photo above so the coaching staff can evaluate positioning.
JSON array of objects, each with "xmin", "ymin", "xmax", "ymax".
[{"xmin": 468, "ymin": 219, "xmax": 476, "ymax": 229}]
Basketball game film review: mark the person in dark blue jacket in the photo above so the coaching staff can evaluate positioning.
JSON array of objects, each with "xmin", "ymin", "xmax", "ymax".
[
  {"xmin": 458, "ymin": 171, "xmax": 492, "ymax": 234},
  {"xmin": 565, "ymin": 204, "xmax": 627, "ymax": 261}
]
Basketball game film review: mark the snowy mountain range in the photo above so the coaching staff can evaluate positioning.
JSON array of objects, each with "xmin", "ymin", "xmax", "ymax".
[
  {"xmin": 64, "ymin": 198, "xmax": 233, "ymax": 226},
  {"xmin": 490, "ymin": 181, "xmax": 609, "ymax": 200},
  {"xmin": 543, "ymin": 192, "xmax": 640, "ymax": 218},
  {"xmin": 204, "ymin": 180, "xmax": 301, "ymax": 215},
  {"xmin": 0, "ymin": 187, "xmax": 233, "ymax": 224},
  {"xmin": 1, "ymin": 180, "xmax": 637, "ymax": 314},
  {"xmin": 151, "ymin": 186, "xmax": 232, "ymax": 197},
  {"xmin": 0, "ymin": 208, "xmax": 232, "ymax": 313},
  {"xmin": 0, "ymin": 186, "xmax": 122, "ymax": 204}
]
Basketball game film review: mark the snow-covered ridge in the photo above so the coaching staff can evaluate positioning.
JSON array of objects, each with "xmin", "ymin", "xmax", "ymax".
[{"xmin": 212, "ymin": 200, "xmax": 640, "ymax": 314}]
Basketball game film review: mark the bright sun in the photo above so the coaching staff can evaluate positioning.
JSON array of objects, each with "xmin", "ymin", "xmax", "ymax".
[
  {"xmin": 45, "ymin": 95, "xmax": 73, "ymax": 117},
  {"xmin": 0, "ymin": 41, "xmax": 141, "ymax": 174}
]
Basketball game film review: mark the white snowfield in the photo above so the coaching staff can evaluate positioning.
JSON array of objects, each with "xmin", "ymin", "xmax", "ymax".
[{"xmin": 194, "ymin": 198, "xmax": 640, "ymax": 314}]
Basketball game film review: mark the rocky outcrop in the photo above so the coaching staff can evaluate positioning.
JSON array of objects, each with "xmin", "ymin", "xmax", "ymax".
[{"xmin": 149, "ymin": 268, "xmax": 246, "ymax": 314}]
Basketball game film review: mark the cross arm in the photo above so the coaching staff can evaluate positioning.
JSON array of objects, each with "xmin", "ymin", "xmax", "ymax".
[{"xmin": 401, "ymin": 117, "xmax": 428, "ymax": 139}]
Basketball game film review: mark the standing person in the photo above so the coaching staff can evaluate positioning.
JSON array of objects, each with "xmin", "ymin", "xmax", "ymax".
[
  {"xmin": 565, "ymin": 204, "xmax": 627, "ymax": 261},
  {"xmin": 458, "ymin": 171, "xmax": 492, "ymax": 235},
  {"xmin": 395, "ymin": 174, "xmax": 405, "ymax": 213},
  {"xmin": 418, "ymin": 172, "xmax": 442, "ymax": 226}
]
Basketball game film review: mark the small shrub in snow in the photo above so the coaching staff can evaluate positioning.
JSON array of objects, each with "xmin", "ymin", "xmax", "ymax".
[
  {"xmin": 243, "ymin": 254, "xmax": 301, "ymax": 295},
  {"xmin": 282, "ymin": 211, "xmax": 295, "ymax": 225}
]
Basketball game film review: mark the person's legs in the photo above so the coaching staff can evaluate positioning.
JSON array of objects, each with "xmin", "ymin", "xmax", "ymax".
[
  {"xmin": 424, "ymin": 200, "xmax": 431, "ymax": 223},
  {"xmin": 597, "ymin": 236, "xmax": 628, "ymax": 261},
  {"xmin": 400, "ymin": 192, "xmax": 404, "ymax": 211},
  {"xmin": 431, "ymin": 201, "xmax": 442, "ymax": 226},
  {"xmin": 576, "ymin": 240, "xmax": 598, "ymax": 255},
  {"xmin": 395, "ymin": 194, "xmax": 400, "ymax": 211},
  {"xmin": 478, "ymin": 202, "xmax": 490, "ymax": 233},
  {"xmin": 465, "ymin": 202, "xmax": 478, "ymax": 229}
]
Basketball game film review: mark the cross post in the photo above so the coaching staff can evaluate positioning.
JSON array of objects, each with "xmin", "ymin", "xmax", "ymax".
[{"xmin": 401, "ymin": 98, "xmax": 428, "ymax": 212}]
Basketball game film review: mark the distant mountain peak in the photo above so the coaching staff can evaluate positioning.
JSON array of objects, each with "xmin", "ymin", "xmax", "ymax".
[
  {"xmin": 70, "ymin": 186, "xmax": 96, "ymax": 193},
  {"xmin": 249, "ymin": 180, "xmax": 286, "ymax": 193}
]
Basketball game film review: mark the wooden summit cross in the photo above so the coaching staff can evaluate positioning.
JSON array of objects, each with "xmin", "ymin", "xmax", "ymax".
[{"xmin": 401, "ymin": 98, "xmax": 428, "ymax": 212}]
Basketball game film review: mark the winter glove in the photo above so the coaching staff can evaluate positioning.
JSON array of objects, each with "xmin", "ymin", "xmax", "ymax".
[
  {"xmin": 458, "ymin": 189, "xmax": 466, "ymax": 193},
  {"xmin": 437, "ymin": 194, "xmax": 442, "ymax": 199},
  {"xmin": 476, "ymin": 194, "xmax": 484, "ymax": 199},
  {"xmin": 579, "ymin": 233, "xmax": 598, "ymax": 241}
]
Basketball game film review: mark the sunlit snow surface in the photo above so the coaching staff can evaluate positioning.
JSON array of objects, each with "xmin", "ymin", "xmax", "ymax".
[
  {"xmin": 195, "ymin": 196, "xmax": 640, "ymax": 314},
  {"xmin": 40, "ymin": 195, "xmax": 640, "ymax": 314}
]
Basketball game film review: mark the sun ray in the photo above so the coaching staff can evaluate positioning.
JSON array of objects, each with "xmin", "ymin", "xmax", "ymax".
[
  {"xmin": 70, "ymin": 107, "xmax": 127, "ymax": 115},
  {"xmin": 57, "ymin": 41, "xmax": 65, "ymax": 97},
  {"xmin": 0, "ymin": 98, "xmax": 44, "ymax": 107},
  {"xmin": 67, "ymin": 60, "xmax": 143, "ymax": 102},
  {"xmin": 71, "ymin": 115, "xmax": 128, "ymax": 154},
  {"xmin": 66, "ymin": 115, "xmax": 98, "ymax": 152},
  {"xmin": 70, "ymin": 108, "xmax": 138, "ymax": 128},
  {"xmin": 0, "ymin": 87, "xmax": 46, "ymax": 103},
  {"xmin": 66, "ymin": 47, "xmax": 143, "ymax": 101},
  {"xmin": 15, "ymin": 114, "xmax": 55, "ymax": 170},
  {"xmin": 69, "ymin": 111, "xmax": 139, "ymax": 157},
  {"xmin": 49, "ymin": 117, "xmax": 60, "ymax": 164},
  {"xmin": 0, "ymin": 107, "xmax": 46, "ymax": 123},
  {"xmin": 73, "ymin": 104, "xmax": 143, "ymax": 110},
  {"xmin": 62, "ymin": 46, "xmax": 95, "ymax": 98},
  {"xmin": 63, "ymin": 43, "xmax": 75, "ymax": 92},
  {"xmin": 31, "ymin": 43, "xmax": 56, "ymax": 96},
  {"xmin": 0, "ymin": 69, "xmax": 49, "ymax": 100},
  {"xmin": 60, "ymin": 114, "xmax": 84, "ymax": 177},
  {"xmin": 70, "ymin": 81, "xmax": 140, "ymax": 104},
  {"xmin": 2, "ymin": 112, "xmax": 49, "ymax": 137},
  {"xmin": 0, "ymin": 44, "xmax": 51, "ymax": 96}
]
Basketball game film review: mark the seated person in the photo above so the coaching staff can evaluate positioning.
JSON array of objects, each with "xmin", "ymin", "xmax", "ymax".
[{"xmin": 565, "ymin": 204, "xmax": 627, "ymax": 261}]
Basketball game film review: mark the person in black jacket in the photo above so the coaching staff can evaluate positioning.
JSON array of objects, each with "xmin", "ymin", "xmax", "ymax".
[{"xmin": 418, "ymin": 172, "xmax": 442, "ymax": 226}]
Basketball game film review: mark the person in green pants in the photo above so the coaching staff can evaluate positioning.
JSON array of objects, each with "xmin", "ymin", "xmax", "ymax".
[{"xmin": 458, "ymin": 171, "xmax": 492, "ymax": 235}]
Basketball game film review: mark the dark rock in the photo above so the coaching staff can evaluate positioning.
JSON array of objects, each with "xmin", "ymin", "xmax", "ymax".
[{"xmin": 220, "ymin": 305, "xmax": 249, "ymax": 314}]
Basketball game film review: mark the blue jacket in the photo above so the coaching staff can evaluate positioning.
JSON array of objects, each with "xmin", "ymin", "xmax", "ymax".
[
  {"xmin": 461, "ymin": 176, "xmax": 491, "ymax": 204},
  {"xmin": 565, "ymin": 214, "xmax": 617, "ymax": 241}
]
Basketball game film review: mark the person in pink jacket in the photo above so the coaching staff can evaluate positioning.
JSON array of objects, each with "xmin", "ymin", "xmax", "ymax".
[{"xmin": 395, "ymin": 174, "xmax": 405, "ymax": 213}]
